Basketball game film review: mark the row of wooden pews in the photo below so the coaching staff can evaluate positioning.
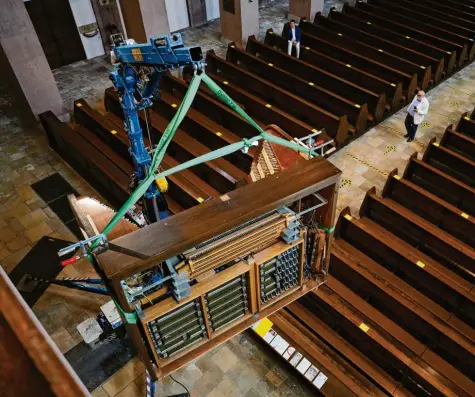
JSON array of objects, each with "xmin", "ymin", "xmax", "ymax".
[{"xmin": 262, "ymin": 111, "xmax": 475, "ymax": 396}]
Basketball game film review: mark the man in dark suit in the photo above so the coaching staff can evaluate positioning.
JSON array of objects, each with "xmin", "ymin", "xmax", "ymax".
[{"xmin": 287, "ymin": 20, "xmax": 301, "ymax": 58}]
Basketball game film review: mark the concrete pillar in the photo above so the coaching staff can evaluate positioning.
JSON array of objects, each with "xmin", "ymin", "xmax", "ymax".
[
  {"xmin": 220, "ymin": 0, "xmax": 259, "ymax": 44},
  {"xmin": 118, "ymin": 0, "xmax": 169, "ymax": 43},
  {"xmin": 0, "ymin": 0, "xmax": 64, "ymax": 119},
  {"xmin": 289, "ymin": 0, "xmax": 324, "ymax": 22}
]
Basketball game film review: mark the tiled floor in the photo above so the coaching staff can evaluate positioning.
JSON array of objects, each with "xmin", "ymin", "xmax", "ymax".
[{"xmin": 1, "ymin": 0, "xmax": 475, "ymax": 396}]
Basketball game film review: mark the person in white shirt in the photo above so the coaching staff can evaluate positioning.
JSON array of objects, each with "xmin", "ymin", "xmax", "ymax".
[
  {"xmin": 287, "ymin": 20, "xmax": 301, "ymax": 59},
  {"xmin": 404, "ymin": 90, "xmax": 429, "ymax": 142}
]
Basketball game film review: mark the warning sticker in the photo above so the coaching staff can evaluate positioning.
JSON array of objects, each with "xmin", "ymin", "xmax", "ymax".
[
  {"xmin": 313, "ymin": 372, "xmax": 328, "ymax": 389},
  {"xmin": 296, "ymin": 358, "xmax": 312, "ymax": 374},
  {"xmin": 304, "ymin": 365, "xmax": 319, "ymax": 382},
  {"xmin": 253, "ymin": 318, "xmax": 273, "ymax": 338},
  {"xmin": 282, "ymin": 346, "xmax": 295, "ymax": 360},
  {"xmin": 289, "ymin": 352, "xmax": 303, "ymax": 367},
  {"xmin": 263, "ymin": 329, "xmax": 277, "ymax": 344},
  {"xmin": 274, "ymin": 338, "xmax": 289, "ymax": 355}
]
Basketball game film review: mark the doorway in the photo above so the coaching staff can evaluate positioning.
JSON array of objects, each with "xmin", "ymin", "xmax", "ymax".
[{"xmin": 24, "ymin": 0, "xmax": 86, "ymax": 69}]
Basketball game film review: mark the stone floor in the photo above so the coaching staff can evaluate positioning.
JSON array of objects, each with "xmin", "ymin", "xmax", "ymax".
[{"xmin": 1, "ymin": 0, "xmax": 475, "ymax": 396}]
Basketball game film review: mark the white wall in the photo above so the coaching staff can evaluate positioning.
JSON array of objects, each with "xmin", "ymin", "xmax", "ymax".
[
  {"xmin": 205, "ymin": 0, "xmax": 220, "ymax": 21},
  {"xmin": 69, "ymin": 0, "xmax": 105, "ymax": 59},
  {"xmin": 164, "ymin": 0, "xmax": 189, "ymax": 32}
]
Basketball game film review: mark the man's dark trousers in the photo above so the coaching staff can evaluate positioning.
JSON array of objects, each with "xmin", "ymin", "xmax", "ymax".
[{"xmin": 405, "ymin": 114, "xmax": 419, "ymax": 139}]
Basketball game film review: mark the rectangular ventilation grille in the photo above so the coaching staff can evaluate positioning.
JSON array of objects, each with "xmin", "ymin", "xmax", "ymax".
[
  {"xmin": 205, "ymin": 275, "xmax": 249, "ymax": 332},
  {"xmin": 147, "ymin": 299, "xmax": 206, "ymax": 359},
  {"xmin": 260, "ymin": 245, "xmax": 300, "ymax": 304}
]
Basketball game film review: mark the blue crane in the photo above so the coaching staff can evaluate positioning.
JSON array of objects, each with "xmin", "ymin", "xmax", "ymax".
[{"xmin": 109, "ymin": 33, "xmax": 204, "ymax": 223}]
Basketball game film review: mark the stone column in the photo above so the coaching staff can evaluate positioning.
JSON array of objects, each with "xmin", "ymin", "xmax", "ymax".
[
  {"xmin": 117, "ymin": 0, "xmax": 170, "ymax": 43},
  {"xmin": 0, "ymin": 0, "xmax": 64, "ymax": 119},
  {"xmin": 289, "ymin": 0, "xmax": 324, "ymax": 21},
  {"xmin": 220, "ymin": 0, "xmax": 259, "ymax": 44}
]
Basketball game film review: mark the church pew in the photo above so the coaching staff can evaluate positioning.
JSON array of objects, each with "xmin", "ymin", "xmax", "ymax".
[
  {"xmin": 440, "ymin": 126, "xmax": 475, "ymax": 162},
  {"xmin": 152, "ymin": 91, "xmax": 253, "ymax": 172},
  {"xmin": 456, "ymin": 112, "xmax": 475, "ymax": 138},
  {"xmin": 73, "ymin": 99, "xmax": 218, "ymax": 210},
  {"xmin": 331, "ymin": 238, "xmax": 475, "ymax": 380},
  {"xmin": 373, "ymin": 0, "xmax": 475, "ymax": 40},
  {"xmin": 296, "ymin": 30, "xmax": 417, "ymax": 103},
  {"xmin": 339, "ymin": 209, "xmax": 475, "ymax": 325},
  {"xmin": 445, "ymin": 0, "xmax": 475, "ymax": 18},
  {"xmin": 226, "ymin": 43, "xmax": 368, "ymax": 134},
  {"xmin": 160, "ymin": 74, "xmax": 260, "ymax": 141},
  {"xmin": 359, "ymin": 188, "xmax": 475, "ymax": 284},
  {"xmin": 347, "ymin": 2, "xmax": 468, "ymax": 67},
  {"xmin": 104, "ymin": 88, "xmax": 247, "ymax": 194},
  {"xmin": 382, "ymin": 170, "xmax": 475, "ymax": 249},
  {"xmin": 333, "ymin": 7, "xmax": 456, "ymax": 76},
  {"xmin": 320, "ymin": 11, "xmax": 444, "ymax": 84},
  {"xmin": 362, "ymin": 0, "xmax": 474, "ymax": 62},
  {"xmin": 246, "ymin": 35, "xmax": 386, "ymax": 121},
  {"xmin": 296, "ymin": 287, "xmax": 473, "ymax": 397},
  {"xmin": 414, "ymin": 0, "xmax": 475, "ymax": 25},
  {"xmin": 271, "ymin": 309, "xmax": 391, "ymax": 397},
  {"xmin": 196, "ymin": 71, "xmax": 333, "ymax": 145},
  {"xmin": 265, "ymin": 29, "xmax": 403, "ymax": 111},
  {"xmin": 205, "ymin": 50, "xmax": 348, "ymax": 144},
  {"xmin": 299, "ymin": 19, "xmax": 431, "ymax": 91},
  {"xmin": 422, "ymin": 139, "xmax": 475, "ymax": 187},
  {"xmin": 321, "ymin": 276, "xmax": 475, "ymax": 397},
  {"xmin": 39, "ymin": 111, "xmax": 132, "ymax": 210},
  {"xmin": 288, "ymin": 299, "xmax": 416, "ymax": 397},
  {"xmin": 403, "ymin": 154, "xmax": 475, "ymax": 217}
]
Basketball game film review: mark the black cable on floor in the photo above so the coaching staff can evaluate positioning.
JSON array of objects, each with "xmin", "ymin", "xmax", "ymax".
[{"xmin": 169, "ymin": 373, "xmax": 191, "ymax": 396}]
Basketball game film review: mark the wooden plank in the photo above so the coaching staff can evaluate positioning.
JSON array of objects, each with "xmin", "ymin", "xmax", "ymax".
[
  {"xmin": 265, "ymin": 29, "xmax": 403, "ymax": 111},
  {"xmin": 347, "ymin": 2, "xmax": 468, "ymax": 67},
  {"xmin": 456, "ymin": 112, "xmax": 475, "ymax": 139},
  {"xmin": 271, "ymin": 310, "xmax": 384, "ymax": 397},
  {"xmin": 299, "ymin": 19, "xmax": 430, "ymax": 91},
  {"xmin": 422, "ymin": 140, "xmax": 475, "ymax": 187},
  {"xmin": 339, "ymin": 214, "xmax": 475, "ymax": 330},
  {"xmin": 249, "ymin": 36, "xmax": 386, "ymax": 123},
  {"xmin": 73, "ymin": 99, "xmax": 218, "ymax": 210},
  {"xmin": 153, "ymin": 90, "xmax": 253, "ymax": 173},
  {"xmin": 359, "ymin": 188, "xmax": 475, "ymax": 283},
  {"xmin": 331, "ymin": 239, "xmax": 475, "ymax": 379},
  {"xmin": 97, "ymin": 157, "xmax": 341, "ymax": 279},
  {"xmin": 323, "ymin": 10, "xmax": 444, "ymax": 84},
  {"xmin": 298, "ymin": 28, "xmax": 417, "ymax": 102},
  {"xmin": 226, "ymin": 43, "xmax": 368, "ymax": 134},
  {"xmin": 363, "ymin": 0, "xmax": 473, "ymax": 62},
  {"xmin": 312, "ymin": 280, "xmax": 475, "ymax": 397},
  {"xmin": 205, "ymin": 50, "xmax": 349, "ymax": 144},
  {"xmin": 40, "ymin": 111, "xmax": 131, "ymax": 209},
  {"xmin": 334, "ymin": 7, "xmax": 456, "ymax": 76},
  {"xmin": 289, "ymin": 299, "xmax": 413, "ymax": 396},
  {"xmin": 440, "ymin": 126, "xmax": 475, "ymax": 162},
  {"xmin": 414, "ymin": 0, "xmax": 475, "ymax": 25},
  {"xmin": 0, "ymin": 268, "xmax": 90, "ymax": 397},
  {"xmin": 300, "ymin": 289, "xmax": 470, "ymax": 397},
  {"xmin": 199, "ymin": 70, "xmax": 333, "ymax": 144},
  {"xmin": 403, "ymin": 154, "xmax": 475, "ymax": 217},
  {"xmin": 372, "ymin": 0, "xmax": 475, "ymax": 59},
  {"xmin": 105, "ymin": 88, "xmax": 247, "ymax": 194},
  {"xmin": 246, "ymin": 35, "xmax": 386, "ymax": 121},
  {"xmin": 160, "ymin": 74, "xmax": 264, "ymax": 142},
  {"xmin": 382, "ymin": 168, "xmax": 475, "ymax": 248}
]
